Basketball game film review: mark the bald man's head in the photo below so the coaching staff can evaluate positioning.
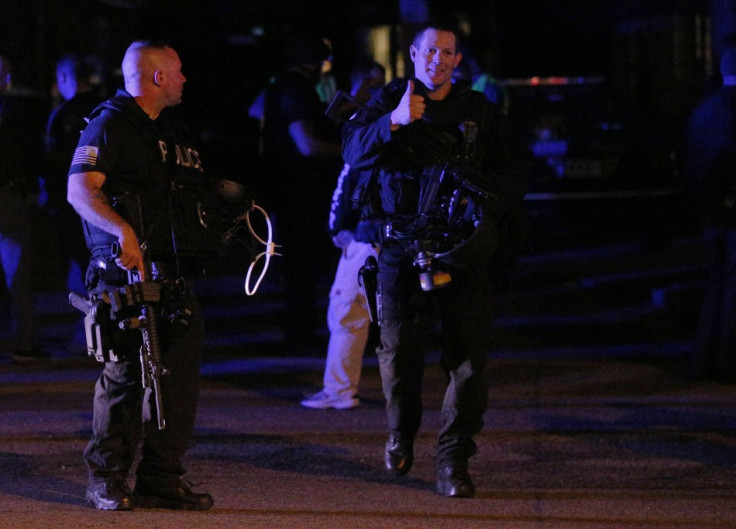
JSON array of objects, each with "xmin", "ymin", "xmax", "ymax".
[
  {"xmin": 122, "ymin": 40, "xmax": 170, "ymax": 94},
  {"xmin": 120, "ymin": 40, "xmax": 186, "ymax": 114}
]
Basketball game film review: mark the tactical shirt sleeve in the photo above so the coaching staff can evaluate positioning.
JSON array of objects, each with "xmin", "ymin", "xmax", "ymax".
[
  {"xmin": 342, "ymin": 81, "xmax": 403, "ymax": 170},
  {"xmin": 68, "ymin": 114, "xmax": 121, "ymax": 177},
  {"xmin": 68, "ymin": 113, "xmax": 145, "ymax": 188}
]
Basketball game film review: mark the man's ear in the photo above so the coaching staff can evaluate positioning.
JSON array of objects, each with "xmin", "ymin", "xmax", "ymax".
[
  {"xmin": 409, "ymin": 45, "xmax": 416, "ymax": 62},
  {"xmin": 153, "ymin": 70, "xmax": 163, "ymax": 87}
]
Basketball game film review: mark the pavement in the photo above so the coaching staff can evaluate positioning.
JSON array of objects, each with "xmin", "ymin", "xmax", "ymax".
[
  {"xmin": 2, "ymin": 225, "xmax": 736, "ymax": 528},
  {"xmin": 3, "ymin": 350, "xmax": 736, "ymax": 529}
]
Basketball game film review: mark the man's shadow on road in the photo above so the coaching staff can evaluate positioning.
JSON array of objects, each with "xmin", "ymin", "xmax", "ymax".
[
  {"xmin": 192, "ymin": 432, "xmax": 434, "ymax": 493},
  {"xmin": 0, "ymin": 451, "xmax": 87, "ymax": 506}
]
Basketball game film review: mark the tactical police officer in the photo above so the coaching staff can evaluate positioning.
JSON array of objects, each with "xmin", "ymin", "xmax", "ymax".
[
  {"xmin": 67, "ymin": 40, "xmax": 213, "ymax": 511},
  {"xmin": 342, "ymin": 21, "xmax": 530, "ymax": 498}
]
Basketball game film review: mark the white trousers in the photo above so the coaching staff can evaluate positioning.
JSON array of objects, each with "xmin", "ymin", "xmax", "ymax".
[{"xmin": 323, "ymin": 240, "xmax": 378, "ymax": 397}]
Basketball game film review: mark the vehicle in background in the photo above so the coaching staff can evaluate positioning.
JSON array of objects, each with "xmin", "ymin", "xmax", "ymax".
[{"xmin": 502, "ymin": 76, "xmax": 687, "ymax": 250}]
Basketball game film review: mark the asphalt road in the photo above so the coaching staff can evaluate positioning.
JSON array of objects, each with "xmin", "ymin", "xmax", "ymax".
[
  {"xmin": 2, "ymin": 348, "xmax": 736, "ymax": 529},
  {"xmin": 2, "ymin": 220, "xmax": 732, "ymax": 528}
]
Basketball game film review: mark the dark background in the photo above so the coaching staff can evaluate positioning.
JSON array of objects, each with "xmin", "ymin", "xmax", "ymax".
[
  {"xmin": 2, "ymin": 0, "xmax": 735, "ymax": 258},
  {"xmin": 0, "ymin": 0, "xmax": 722, "ymax": 177},
  {"xmin": 0, "ymin": 2, "xmax": 728, "ymax": 387}
]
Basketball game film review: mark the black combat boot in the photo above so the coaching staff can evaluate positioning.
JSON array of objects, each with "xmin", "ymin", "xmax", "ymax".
[
  {"xmin": 384, "ymin": 433, "xmax": 414, "ymax": 476},
  {"xmin": 134, "ymin": 478, "xmax": 213, "ymax": 510},
  {"xmin": 436, "ymin": 462, "xmax": 475, "ymax": 498}
]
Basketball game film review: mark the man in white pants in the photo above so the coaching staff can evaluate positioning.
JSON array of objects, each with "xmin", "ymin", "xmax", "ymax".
[
  {"xmin": 301, "ymin": 162, "xmax": 379, "ymax": 409},
  {"xmin": 302, "ymin": 61, "xmax": 386, "ymax": 410}
]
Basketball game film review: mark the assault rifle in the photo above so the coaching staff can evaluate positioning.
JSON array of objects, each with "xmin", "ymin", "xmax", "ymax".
[
  {"xmin": 395, "ymin": 120, "xmax": 497, "ymax": 202},
  {"xmin": 111, "ymin": 192, "xmax": 169, "ymax": 430},
  {"xmin": 386, "ymin": 124, "xmax": 499, "ymax": 291},
  {"xmin": 69, "ymin": 193, "xmax": 169, "ymax": 430}
]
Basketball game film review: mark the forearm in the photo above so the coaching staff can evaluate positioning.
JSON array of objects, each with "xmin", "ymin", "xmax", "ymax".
[
  {"xmin": 68, "ymin": 171, "xmax": 144, "ymax": 275},
  {"xmin": 303, "ymin": 135, "xmax": 342, "ymax": 158},
  {"xmin": 288, "ymin": 120, "xmax": 341, "ymax": 158}
]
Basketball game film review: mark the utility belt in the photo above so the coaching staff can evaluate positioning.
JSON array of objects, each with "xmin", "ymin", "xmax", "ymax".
[{"xmin": 72, "ymin": 258, "xmax": 193, "ymax": 363}]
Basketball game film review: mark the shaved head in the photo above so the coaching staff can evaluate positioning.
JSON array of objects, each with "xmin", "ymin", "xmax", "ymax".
[
  {"xmin": 120, "ymin": 40, "xmax": 186, "ymax": 116},
  {"xmin": 122, "ymin": 40, "xmax": 171, "ymax": 92}
]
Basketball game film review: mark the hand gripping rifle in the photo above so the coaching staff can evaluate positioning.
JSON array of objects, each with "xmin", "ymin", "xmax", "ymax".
[
  {"xmin": 68, "ymin": 193, "xmax": 169, "ymax": 430},
  {"xmin": 110, "ymin": 193, "xmax": 169, "ymax": 430}
]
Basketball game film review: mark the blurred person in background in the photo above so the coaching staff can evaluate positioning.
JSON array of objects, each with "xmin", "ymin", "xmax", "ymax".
[
  {"xmin": 0, "ymin": 53, "xmax": 46, "ymax": 362},
  {"xmin": 302, "ymin": 60, "xmax": 387, "ymax": 409},
  {"xmin": 260, "ymin": 32, "xmax": 343, "ymax": 354},
  {"xmin": 44, "ymin": 54, "xmax": 102, "ymax": 292}
]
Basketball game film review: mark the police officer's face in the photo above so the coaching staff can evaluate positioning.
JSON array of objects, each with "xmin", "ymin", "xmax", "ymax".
[
  {"xmin": 56, "ymin": 68, "xmax": 76, "ymax": 101},
  {"xmin": 160, "ymin": 48, "xmax": 186, "ymax": 107},
  {"xmin": 410, "ymin": 29, "xmax": 462, "ymax": 91}
]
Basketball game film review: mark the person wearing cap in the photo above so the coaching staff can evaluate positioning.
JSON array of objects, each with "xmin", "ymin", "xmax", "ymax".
[{"xmin": 260, "ymin": 33, "xmax": 342, "ymax": 354}]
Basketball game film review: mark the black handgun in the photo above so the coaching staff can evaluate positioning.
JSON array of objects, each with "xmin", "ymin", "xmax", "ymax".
[{"xmin": 358, "ymin": 255, "xmax": 379, "ymax": 323}]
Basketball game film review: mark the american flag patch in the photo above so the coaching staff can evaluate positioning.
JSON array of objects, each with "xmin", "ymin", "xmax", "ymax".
[{"xmin": 71, "ymin": 145, "xmax": 99, "ymax": 166}]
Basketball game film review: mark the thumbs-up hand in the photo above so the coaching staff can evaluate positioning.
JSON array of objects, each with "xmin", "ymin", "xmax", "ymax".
[{"xmin": 390, "ymin": 80, "xmax": 425, "ymax": 130}]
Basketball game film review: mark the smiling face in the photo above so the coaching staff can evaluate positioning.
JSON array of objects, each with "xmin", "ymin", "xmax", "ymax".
[{"xmin": 410, "ymin": 28, "xmax": 462, "ymax": 94}]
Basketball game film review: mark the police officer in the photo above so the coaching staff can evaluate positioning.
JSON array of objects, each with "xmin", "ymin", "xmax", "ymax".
[
  {"xmin": 342, "ymin": 21, "xmax": 529, "ymax": 498},
  {"xmin": 44, "ymin": 54, "xmax": 102, "ymax": 291},
  {"xmin": 260, "ymin": 33, "xmax": 342, "ymax": 353},
  {"xmin": 67, "ymin": 40, "xmax": 212, "ymax": 511}
]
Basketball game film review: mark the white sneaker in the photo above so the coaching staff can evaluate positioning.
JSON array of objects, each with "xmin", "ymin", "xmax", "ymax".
[{"xmin": 300, "ymin": 390, "xmax": 359, "ymax": 410}]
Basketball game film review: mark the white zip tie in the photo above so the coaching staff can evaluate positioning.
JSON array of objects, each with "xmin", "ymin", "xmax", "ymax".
[{"xmin": 243, "ymin": 203, "xmax": 280, "ymax": 295}]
